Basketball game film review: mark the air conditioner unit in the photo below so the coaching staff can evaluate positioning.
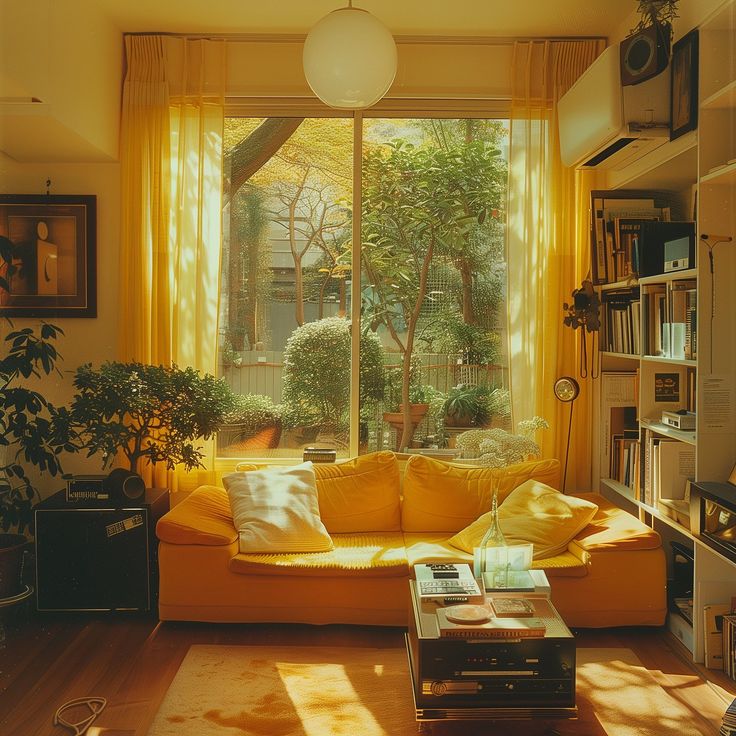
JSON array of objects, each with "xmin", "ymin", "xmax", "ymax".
[{"xmin": 558, "ymin": 43, "xmax": 671, "ymax": 170}]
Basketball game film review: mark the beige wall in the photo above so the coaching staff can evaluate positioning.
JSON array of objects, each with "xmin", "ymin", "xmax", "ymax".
[
  {"xmin": 0, "ymin": 153, "xmax": 121, "ymax": 489},
  {"xmin": 0, "ymin": 0, "xmax": 122, "ymax": 161}
]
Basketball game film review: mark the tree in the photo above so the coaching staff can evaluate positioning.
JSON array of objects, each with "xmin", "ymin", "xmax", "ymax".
[
  {"xmin": 361, "ymin": 137, "xmax": 504, "ymax": 449},
  {"xmin": 226, "ymin": 185, "xmax": 272, "ymax": 351}
]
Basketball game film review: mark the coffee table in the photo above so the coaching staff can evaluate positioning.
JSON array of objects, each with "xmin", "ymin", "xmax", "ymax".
[{"xmin": 405, "ymin": 577, "xmax": 577, "ymax": 723}]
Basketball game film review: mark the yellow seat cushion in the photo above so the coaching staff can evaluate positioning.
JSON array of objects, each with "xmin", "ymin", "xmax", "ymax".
[
  {"xmin": 401, "ymin": 456, "xmax": 561, "ymax": 532},
  {"xmin": 314, "ymin": 451, "xmax": 401, "ymax": 533},
  {"xmin": 156, "ymin": 485, "xmax": 237, "ymax": 546},
  {"xmin": 229, "ymin": 532, "xmax": 408, "ymax": 578},
  {"xmin": 448, "ymin": 480, "xmax": 599, "ymax": 560},
  {"xmin": 570, "ymin": 493, "xmax": 662, "ymax": 552}
]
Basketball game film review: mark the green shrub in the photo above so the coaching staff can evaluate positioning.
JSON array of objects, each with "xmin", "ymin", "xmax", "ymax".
[{"xmin": 281, "ymin": 317, "xmax": 384, "ymax": 434}]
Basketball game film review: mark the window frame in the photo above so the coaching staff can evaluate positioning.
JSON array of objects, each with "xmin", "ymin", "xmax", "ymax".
[{"xmin": 218, "ymin": 98, "xmax": 512, "ymax": 466}]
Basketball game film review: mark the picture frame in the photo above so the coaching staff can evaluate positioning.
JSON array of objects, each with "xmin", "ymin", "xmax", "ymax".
[
  {"xmin": 0, "ymin": 194, "xmax": 97, "ymax": 318},
  {"xmin": 670, "ymin": 29, "xmax": 699, "ymax": 141}
]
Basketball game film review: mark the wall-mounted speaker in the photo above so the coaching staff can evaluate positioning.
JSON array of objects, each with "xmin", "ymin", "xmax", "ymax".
[{"xmin": 620, "ymin": 22, "xmax": 671, "ymax": 86}]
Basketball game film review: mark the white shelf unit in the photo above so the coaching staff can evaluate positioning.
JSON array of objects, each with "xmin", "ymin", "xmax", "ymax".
[{"xmin": 594, "ymin": 0, "xmax": 736, "ymax": 665}]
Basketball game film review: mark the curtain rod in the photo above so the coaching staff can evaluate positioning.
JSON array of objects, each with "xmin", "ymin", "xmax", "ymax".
[{"xmin": 124, "ymin": 31, "xmax": 607, "ymax": 45}]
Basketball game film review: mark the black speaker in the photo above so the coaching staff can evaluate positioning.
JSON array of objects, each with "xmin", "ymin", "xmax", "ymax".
[
  {"xmin": 620, "ymin": 22, "xmax": 671, "ymax": 86},
  {"xmin": 107, "ymin": 468, "xmax": 146, "ymax": 503},
  {"xmin": 34, "ymin": 488, "xmax": 169, "ymax": 612}
]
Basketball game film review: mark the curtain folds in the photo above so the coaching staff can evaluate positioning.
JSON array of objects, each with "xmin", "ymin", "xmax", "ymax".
[
  {"xmin": 507, "ymin": 39, "xmax": 604, "ymax": 491},
  {"xmin": 119, "ymin": 35, "xmax": 226, "ymax": 489}
]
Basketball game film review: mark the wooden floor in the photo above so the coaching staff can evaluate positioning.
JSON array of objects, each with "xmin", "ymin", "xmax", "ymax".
[{"xmin": 1, "ymin": 605, "xmax": 734, "ymax": 736}]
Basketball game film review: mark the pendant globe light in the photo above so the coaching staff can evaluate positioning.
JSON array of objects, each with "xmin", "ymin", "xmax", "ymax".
[{"xmin": 303, "ymin": 1, "xmax": 397, "ymax": 110}]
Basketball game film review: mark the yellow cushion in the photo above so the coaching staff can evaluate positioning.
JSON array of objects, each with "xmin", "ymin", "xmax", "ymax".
[
  {"xmin": 229, "ymin": 532, "xmax": 408, "ymax": 578},
  {"xmin": 314, "ymin": 451, "xmax": 401, "ymax": 533},
  {"xmin": 448, "ymin": 480, "xmax": 599, "ymax": 560},
  {"xmin": 223, "ymin": 462, "xmax": 334, "ymax": 554},
  {"xmin": 156, "ymin": 485, "xmax": 237, "ymax": 546},
  {"xmin": 401, "ymin": 455, "xmax": 561, "ymax": 532},
  {"xmin": 570, "ymin": 493, "xmax": 662, "ymax": 551}
]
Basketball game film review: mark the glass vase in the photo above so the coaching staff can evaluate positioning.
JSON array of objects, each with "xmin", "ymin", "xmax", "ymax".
[{"xmin": 477, "ymin": 483, "xmax": 510, "ymax": 589}]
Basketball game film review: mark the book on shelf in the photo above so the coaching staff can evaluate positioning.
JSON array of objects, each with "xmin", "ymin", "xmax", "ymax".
[
  {"xmin": 704, "ymin": 603, "xmax": 731, "ymax": 670},
  {"xmin": 613, "ymin": 217, "xmax": 659, "ymax": 281},
  {"xmin": 611, "ymin": 433, "xmax": 640, "ymax": 491},
  {"xmin": 642, "ymin": 432, "xmax": 694, "ymax": 507},
  {"xmin": 686, "ymin": 367, "xmax": 697, "ymax": 412},
  {"xmin": 590, "ymin": 190, "xmax": 672, "ymax": 285},
  {"xmin": 599, "ymin": 371, "xmax": 638, "ymax": 482},
  {"xmin": 642, "ymin": 284, "xmax": 667, "ymax": 356},
  {"xmin": 601, "ymin": 287, "xmax": 640, "ymax": 355},
  {"xmin": 666, "ymin": 279, "xmax": 697, "ymax": 360}
]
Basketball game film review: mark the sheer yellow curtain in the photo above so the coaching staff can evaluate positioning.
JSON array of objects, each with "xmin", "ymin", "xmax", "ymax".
[
  {"xmin": 119, "ymin": 35, "xmax": 226, "ymax": 491},
  {"xmin": 507, "ymin": 40, "xmax": 604, "ymax": 491}
]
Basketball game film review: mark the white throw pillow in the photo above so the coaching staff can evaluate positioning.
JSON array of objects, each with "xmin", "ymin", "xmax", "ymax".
[{"xmin": 223, "ymin": 462, "xmax": 334, "ymax": 554}]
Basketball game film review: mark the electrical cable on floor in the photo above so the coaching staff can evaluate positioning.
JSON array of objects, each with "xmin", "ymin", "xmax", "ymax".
[{"xmin": 53, "ymin": 697, "xmax": 107, "ymax": 736}]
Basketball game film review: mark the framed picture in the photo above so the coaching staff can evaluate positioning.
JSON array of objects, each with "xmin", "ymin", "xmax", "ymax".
[
  {"xmin": 0, "ymin": 194, "xmax": 96, "ymax": 317},
  {"xmin": 670, "ymin": 29, "xmax": 699, "ymax": 141}
]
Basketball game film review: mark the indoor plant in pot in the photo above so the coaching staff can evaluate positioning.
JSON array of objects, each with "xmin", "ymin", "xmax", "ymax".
[
  {"xmin": 70, "ymin": 361, "xmax": 236, "ymax": 474},
  {"xmin": 0, "ymin": 320, "xmax": 76, "ymax": 599}
]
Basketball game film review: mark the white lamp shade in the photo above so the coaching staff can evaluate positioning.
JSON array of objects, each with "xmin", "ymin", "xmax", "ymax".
[{"xmin": 303, "ymin": 7, "xmax": 397, "ymax": 110}]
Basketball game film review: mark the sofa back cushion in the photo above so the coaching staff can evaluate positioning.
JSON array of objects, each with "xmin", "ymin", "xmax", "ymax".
[
  {"xmin": 401, "ymin": 455, "xmax": 561, "ymax": 532},
  {"xmin": 314, "ymin": 451, "xmax": 401, "ymax": 533}
]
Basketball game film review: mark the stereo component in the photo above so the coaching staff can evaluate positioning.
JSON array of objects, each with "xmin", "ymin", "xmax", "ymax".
[
  {"xmin": 66, "ymin": 469, "xmax": 146, "ymax": 506},
  {"xmin": 661, "ymin": 410, "xmax": 696, "ymax": 430}
]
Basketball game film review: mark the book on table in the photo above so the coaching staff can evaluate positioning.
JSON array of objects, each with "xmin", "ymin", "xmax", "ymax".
[
  {"xmin": 436, "ymin": 608, "xmax": 547, "ymax": 638},
  {"xmin": 489, "ymin": 596, "xmax": 536, "ymax": 617}
]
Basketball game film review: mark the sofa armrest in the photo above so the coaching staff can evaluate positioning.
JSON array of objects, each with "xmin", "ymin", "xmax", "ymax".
[{"xmin": 156, "ymin": 484, "xmax": 238, "ymax": 545}]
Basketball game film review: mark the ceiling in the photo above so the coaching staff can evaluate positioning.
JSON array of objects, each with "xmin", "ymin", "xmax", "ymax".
[{"xmin": 94, "ymin": 0, "xmax": 637, "ymax": 39}]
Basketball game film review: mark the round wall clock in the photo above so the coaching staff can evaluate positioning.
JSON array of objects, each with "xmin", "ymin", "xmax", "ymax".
[{"xmin": 554, "ymin": 376, "xmax": 580, "ymax": 403}]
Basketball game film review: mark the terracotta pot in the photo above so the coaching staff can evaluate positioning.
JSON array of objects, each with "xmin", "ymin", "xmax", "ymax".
[{"xmin": 399, "ymin": 403, "xmax": 430, "ymax": 422}]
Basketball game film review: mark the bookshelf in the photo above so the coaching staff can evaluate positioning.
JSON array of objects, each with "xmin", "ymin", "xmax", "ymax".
[{"xmin": 592, "ymin": 0, "xmax": 736, "ymax": 667}]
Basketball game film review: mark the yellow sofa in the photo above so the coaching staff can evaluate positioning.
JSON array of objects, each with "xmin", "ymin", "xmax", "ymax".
[{"xmin": 156, "ymin": 453, "xmax": 666, "ymax": 628}]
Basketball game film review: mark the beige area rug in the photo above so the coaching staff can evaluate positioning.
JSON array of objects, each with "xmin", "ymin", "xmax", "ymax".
[{"xmin": 146, "ymin": 645, "xmax": 708, "ymax": 736}]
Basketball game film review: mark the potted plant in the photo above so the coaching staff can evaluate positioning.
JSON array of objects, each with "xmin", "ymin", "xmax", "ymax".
[
  {"xmin": 70, "ymin": 361, "xmax": 235, "ymax": 473},
  {"xmin": 0, "ymin": 319, "xmax": 76, "ymax": 599},
  {"xmin": 219, "ymin": 393, "xmax": 282, "ymax": 451},
  {"xmin": 442, "ymin": 384, "xmax": 494, "ymax": 427}
]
